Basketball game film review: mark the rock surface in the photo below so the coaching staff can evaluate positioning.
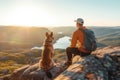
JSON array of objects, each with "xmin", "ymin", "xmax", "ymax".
[
  {"xmin": 55, "ymin": 46, "xmax": 120, "ymax": 80},
  {"xmin": 0, "ymin": 46, "xmax": 120, "ymax": 80},
  {"xmin": 11, "ymin": 63, "xmax": 62, "ymax": 80}
]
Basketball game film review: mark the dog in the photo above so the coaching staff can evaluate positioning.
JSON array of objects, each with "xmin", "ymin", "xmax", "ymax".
[{"xmin": 39, "ymin": 32, "xmax": 55, "ymax": 78}]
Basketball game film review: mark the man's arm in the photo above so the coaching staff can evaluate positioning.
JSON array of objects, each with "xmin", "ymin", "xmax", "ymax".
[{"xmin": 70, "ymin": 31, "xmax": 77, "ymax": 47}]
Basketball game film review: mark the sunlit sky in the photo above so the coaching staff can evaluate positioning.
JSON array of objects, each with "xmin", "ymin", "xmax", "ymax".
[{"xmin": 0, "ymin": 0, "xmax": 120, "ymax": 27}]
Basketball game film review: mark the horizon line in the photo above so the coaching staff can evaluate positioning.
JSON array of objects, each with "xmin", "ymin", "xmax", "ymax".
[{"xmin": 0, "ymin": 25, "xmax": 120, "ymax": 28}]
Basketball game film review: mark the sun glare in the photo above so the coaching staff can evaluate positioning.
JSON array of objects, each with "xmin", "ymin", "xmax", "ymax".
[{"xmin": 4, "ymin": 5, "xmax": 56, "ymax": 26}]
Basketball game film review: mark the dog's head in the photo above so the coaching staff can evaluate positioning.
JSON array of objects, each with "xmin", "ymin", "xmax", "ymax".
[{"xmin": 45, "ymin": 32, "xmax": 54, "ymax": 43}]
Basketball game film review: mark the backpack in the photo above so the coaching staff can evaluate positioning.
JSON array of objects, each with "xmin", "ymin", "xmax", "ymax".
[{"xmin": 80, "ymin": 28, "xmax": 97, "ymax": 51}]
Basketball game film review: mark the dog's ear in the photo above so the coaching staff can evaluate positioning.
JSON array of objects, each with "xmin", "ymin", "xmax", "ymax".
[
  {"xmin": 46, "ymin": 32, "xmax": 49, "ymax": 37},
  {"xmin": 50, "ymin": 32, "xmax": 53, "ymax": 37}
]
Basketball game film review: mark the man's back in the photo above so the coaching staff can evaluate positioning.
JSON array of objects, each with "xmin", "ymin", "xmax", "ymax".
[{"xmin": 70, "ymin": 27, "xmax": 90, "ymax": 53}]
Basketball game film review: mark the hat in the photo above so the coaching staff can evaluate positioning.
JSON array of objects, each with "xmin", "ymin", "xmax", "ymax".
[{"xmin": 74, "ymin": 18, "xmax": 84, "ymax": 24}]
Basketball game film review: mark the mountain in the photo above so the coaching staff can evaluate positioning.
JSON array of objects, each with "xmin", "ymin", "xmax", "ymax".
[
  {"xmin": 0, "ymin": 26, "xmax": 51, "ymax": 50},
  {"xmin": 49, "ymin": 26, "xmax": 75, "ymax": 36},
  {"xmin": 89, "ymin": 26, "xmax": 120, "ymax": 37},
  {"xmin": 50, "ymin": 26, "xmax": 120, "ymax": 47},
  {"xmin": 98, "ymin": 31, "xmax": 120, "ymax": 46},
  {"xmin": 0, "ymin": 26, "xmax": 119, "ymax": 50},
  {"xmin": 88, "ymin": 27, "xmax": 120, "ymax": 46}
]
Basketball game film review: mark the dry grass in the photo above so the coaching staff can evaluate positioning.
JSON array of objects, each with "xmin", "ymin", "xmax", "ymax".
[{"xmin": 0, "ymin": 49, "xmax": 66, "ymax": 76}]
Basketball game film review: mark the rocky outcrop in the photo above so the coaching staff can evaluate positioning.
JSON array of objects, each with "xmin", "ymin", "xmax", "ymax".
[
  {"xmin": 55, "ymin": 46, "xmax": 120, "ymax": 80},
  {"xmin": 10, "ymin": 63, "xmax": 63, "ymax": 80},
  {"xmin": 0, "ymin": 64, "xmax": 63, "ymax": 80},
  {"xmin": 0, "ymin": 46, "xmax": 119, "ymax": 80}
]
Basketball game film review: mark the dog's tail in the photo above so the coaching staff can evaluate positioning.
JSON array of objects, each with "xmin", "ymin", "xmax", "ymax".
[{"xmin": 45, "ymin": 70, "xmax": 52, "ymax": 78}]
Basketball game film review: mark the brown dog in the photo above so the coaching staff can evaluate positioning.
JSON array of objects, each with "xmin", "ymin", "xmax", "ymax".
[{"xmin": 39, "ymin": 32, "xmax": 55, "ymax": 78}]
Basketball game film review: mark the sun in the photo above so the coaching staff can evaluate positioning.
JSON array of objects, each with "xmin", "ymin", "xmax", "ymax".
[{"xmin": 4, "ymin": 6, "xmax": 56, "ymax": 26}]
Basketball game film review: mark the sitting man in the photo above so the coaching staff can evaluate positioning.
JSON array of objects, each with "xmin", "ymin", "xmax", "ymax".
[{"xmin": 65, "ymin": 18, "xmax": 93, "ymax": 66}]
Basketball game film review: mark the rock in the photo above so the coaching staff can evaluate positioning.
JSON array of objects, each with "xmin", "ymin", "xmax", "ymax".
[
  {"xmin": 0, "ymin": 74, "xmax": 11, "ymax": 80},
  {"xmin": 9, "ymin": 63, "xmax": 63, "ymax": 80},
  {"xmin": 20, "ymin": 63, "xmax": 62, "ymax": 80},
  {"xmin": 10, "ymin": 65, "xmax": 30, "ymax": 80},
  {"xmin": 55, "ymin": 46, "xmax": 120, "ymax": 80}
]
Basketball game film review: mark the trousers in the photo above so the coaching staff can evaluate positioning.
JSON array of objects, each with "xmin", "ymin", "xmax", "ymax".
[{"xmin": 66, "ymin": 47, "xmax": 91, "ymax": 61}]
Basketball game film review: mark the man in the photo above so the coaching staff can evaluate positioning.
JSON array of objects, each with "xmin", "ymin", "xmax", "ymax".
[{"xmin": 65, "ymin": 18, "xmax": 91, "ymax": 66}]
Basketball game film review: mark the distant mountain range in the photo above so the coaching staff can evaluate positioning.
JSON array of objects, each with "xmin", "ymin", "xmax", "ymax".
[
  {"xmin": 90, "ymin": 27, "xmax": 120, "ymax": 46},
  {"xmin": 0, "ymin": 26, "xmax": 50, "ymax": 50},
  {"xmin": 50, "ymin": 26, "xmax": 120, "ymax": 47},
  {"xmin": 0, "ymin": 26, "xmax": 119, "ymax": 50}
]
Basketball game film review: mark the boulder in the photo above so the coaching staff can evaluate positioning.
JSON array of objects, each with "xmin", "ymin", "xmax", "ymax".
[
  {"xmin": 55, "ymin": 46, "xmax": 120, "ymax": 80},
  {"xmin": 0, "ymin": 74, "xmax": 11, "ymax": 80},
  {"xmin": 10, "ymin": 63, "xmax": 63, "ymax": 80}
]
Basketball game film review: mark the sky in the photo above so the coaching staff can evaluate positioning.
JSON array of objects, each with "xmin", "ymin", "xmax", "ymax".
[{"xmin": 0, "ymin": 0, "xmax": 120, "ymax": 27}]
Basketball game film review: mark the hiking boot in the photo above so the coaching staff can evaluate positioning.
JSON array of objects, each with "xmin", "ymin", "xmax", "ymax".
[{"xmin": 64, "ymin": 61, "xmax": 72, "ymax": 66}]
